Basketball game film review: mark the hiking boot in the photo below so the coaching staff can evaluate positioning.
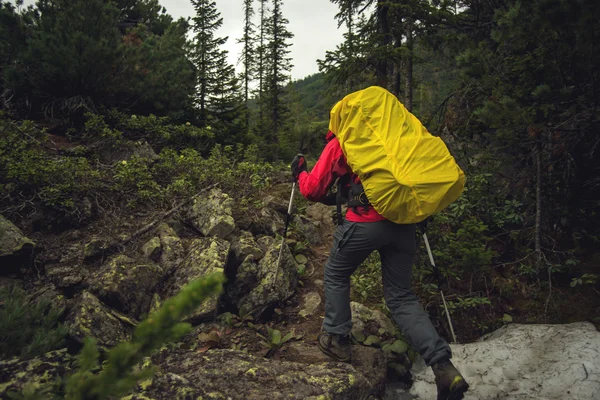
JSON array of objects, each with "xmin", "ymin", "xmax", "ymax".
[
  {"xmin": 317, "ymin": 332, "xmax": 351, "ymax": 362},
  {"xmin": 432, "ymin": 359, "xmax": 469, "ymax": 400}
]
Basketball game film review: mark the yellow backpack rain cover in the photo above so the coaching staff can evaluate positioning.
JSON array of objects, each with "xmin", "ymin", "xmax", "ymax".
[{"xmin": 329, "ymin": 86, "xmax": 465, "ymax": 224}]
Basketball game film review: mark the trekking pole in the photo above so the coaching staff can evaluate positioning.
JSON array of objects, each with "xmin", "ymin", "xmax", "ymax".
[
  {"xmin": 274, "ymin": 180, "xmax": 296, "ymax": 284},
  {"xmin": 273, "ymin": 145, "xmax": 304, "ymax": 286},
  {"xmin": 419, "ymin": 222, "xmax": 458, "ymax": 344}
]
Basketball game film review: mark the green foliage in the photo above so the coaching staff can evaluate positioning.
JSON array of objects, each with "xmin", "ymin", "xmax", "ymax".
[
  {"xmin": 0, "ymin": 118, "xmax": 101, "ymax": 216},
  {"xmin": 351, "ymin": 253, "xmax": 382, "ymax": 304},
  {"xmin": 1, "ymin": 0, "xmax": 196, "ymax": 120},
  {"xmin": 0, "ymin": 286, "xmax": 68, "ymax": 360},
  {"xmin": 256, "ymin": 326, "xmax": 298, "ymax": 350},
  {"xmin": 570, "ymin": 274, "xmax": 598, "ymax": 288},
  {"xmin": 63, "ymin": 272, "xmax": 225, "ymax": 400},
  {"xmin": 435, "ymin": 217, "xmax": 495, "ymax": 274},
  {"xmin": 446, "ymin": 296, "xmax": 492, "ymax": 313}
]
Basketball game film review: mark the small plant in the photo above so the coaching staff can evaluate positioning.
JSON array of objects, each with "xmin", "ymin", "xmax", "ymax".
[
  {"xmin": 351, "ymin": 253, "xmax": 382, "ymax": 303},
  {"xmin": 0, "ymin": 286, "xmax": 69, "ymax": 360},
  {"xmin": 570, "ymin": 273, "xmax": 598, "ymax": 288},
  {"xmin": 256, "ymin": 326, "xmax": 300, "ymax": 351},
  {"xmin": 9, "ymin": 272, "xmax": 227, "ymax": 400}
]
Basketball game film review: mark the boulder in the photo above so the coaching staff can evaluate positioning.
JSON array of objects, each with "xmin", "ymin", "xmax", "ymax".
[
  {"xmin": 293, "ymin": 215, "xmax": 322, "ymax": 246},
  {"xmin": 230, "ymin": 230, "xmax": 264, "ymax": 265},
  {"xmin": 142, "ymin": 237, "xmax": 161, "ymax": 261},
  {"xmin": 67, "ymin": 291, "xmax": 134, "ymax": 348},
  {"xmin": 155, "ymin": 223, "xmax": 184, "ymax": 273},
  {"xmin": 299, "ymin": 292, "xmax": 322, "ymax": 318},
  {"xmin": 188, "ymin": 189, "xmax": 236, "ymax": 238},
  {"xmin": 0, "ymin": 349, "xmax": 75, "ymax": 397},
  {"xmin": 306, "ymin": 203, "xmax": 336, "ymax": 238},
  {"xmin": 127, "ymin": 348, "xmax": 381, "ymax": 400},
  {"xmin": 284, "ymin": 343, "xmax": 387, "ymax": 398},
  {"xmin": 258, "ymin": 207, "xmax": 285, "ymax": 236},
  {"xmin": 45, "ymin": 263, "xmax": 90, "ymax": 292},
  {"xmin": 89, "ymin": 255, "xmax": 163, "ymax": 318},
  {"xmin": 232, "ymin": 237, "xmax": 298, "ymax": 319},
  {"xmin": 0, "ymin": 215, "xmax": 35, "ymax": 275},
  {"xmin": 163, "ymin": 237, "xmax": 231, "ymax": 322},
  {"xmin": 406, "ymin": 322, "xmax": 600, "ymax": 399},
  {"xmin": 351, "ymin": 302, "xmax": 411, "ymax": 382}
]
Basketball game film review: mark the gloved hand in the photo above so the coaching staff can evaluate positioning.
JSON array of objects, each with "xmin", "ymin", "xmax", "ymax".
[{"xmin": 291, "ymin": 154, "xmax": 307, "ymax": 181}]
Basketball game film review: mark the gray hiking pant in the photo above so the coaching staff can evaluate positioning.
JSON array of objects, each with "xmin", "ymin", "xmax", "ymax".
[{"xmin": 323, "ymin": 219, "xmax": 452, "ymax": 366}]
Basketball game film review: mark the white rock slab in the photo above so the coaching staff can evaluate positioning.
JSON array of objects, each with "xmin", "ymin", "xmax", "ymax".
[{"xmin": 408, "ymin": 322, "xmax": 600, "ymax": 399}]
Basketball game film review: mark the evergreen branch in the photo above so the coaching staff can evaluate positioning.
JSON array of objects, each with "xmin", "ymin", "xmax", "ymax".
[{"xmin": 63, "ymin": 272, "xmax": 226, "ymax": 400}]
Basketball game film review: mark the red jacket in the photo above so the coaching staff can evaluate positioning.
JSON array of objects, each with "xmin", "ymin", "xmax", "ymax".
[{"xmin": 297, "ymin": 131, "xmax": 385, "ymax": 223}]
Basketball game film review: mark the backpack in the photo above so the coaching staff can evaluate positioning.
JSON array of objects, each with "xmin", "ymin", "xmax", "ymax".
[{"xmin": 329, "ymin": 86, "xmax": 465, "ymax": 224}]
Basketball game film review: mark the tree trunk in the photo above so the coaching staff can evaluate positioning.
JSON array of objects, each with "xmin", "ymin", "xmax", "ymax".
[
  {"xmin": 375, "ymin": 3, "xmax": 391, "ymax": 89},
  {"xmin": 535, "ymin": 136, "xmax": 543, "ymax": 267},
  {"xmin": 405, "ymin": 16, "xmax": 414, "ymax": 112}
]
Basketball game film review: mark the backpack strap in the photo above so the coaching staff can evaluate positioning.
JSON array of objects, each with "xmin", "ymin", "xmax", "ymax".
[
  {"xmin": 347, "ymin": 178, "xmax": 370, "ymax": 214},
  {"xmin": 336, "ymin": 175, "xmax": 350, "ymax": 225}
]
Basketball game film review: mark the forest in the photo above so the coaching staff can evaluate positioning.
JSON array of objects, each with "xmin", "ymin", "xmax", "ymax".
[{"xmin": 0, "ymin": 0, "xmax": 599, "ymax": 399}]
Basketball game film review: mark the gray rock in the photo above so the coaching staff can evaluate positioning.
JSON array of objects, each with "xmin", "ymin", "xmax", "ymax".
[
  {"xmin": 67, "ymin": 291, "xmax": 134, "ymax": 348},
  {"xmin": 142, "ymin": 237, "xmax": 162, "ymax": 261},
  {"xmin": 233, "ymin": 239, "xmax": 298, "ymax": 319},
  {"xmin": 0, "ymin": 349, "xmax": 75, "ymax": 398},
  {"xmin": 409, "ymin": 322, "xmax": 600, "ymax": 399},
  {"xmin": 299, "ymin": 292, "xmax": 321, "ymax": 318},
  {"xmin": 156, "ymin": 223, "xmax": 184, "ymax": 273},
  {"xmin": 89, "ymin": 255, "xmax": 163, "ymax": 318},
  {"xmin": 0, "ymin": 215, "xmax": 35, "ymax": 274},
  {"xmin": 306, "ymin": 203, "xmax": 336, "ymax": 237},
  {"xmin": 188, "ymin": 189, "xmax": 236, "ymax": 238},
  {"xmin": 230, "ymin": 230, "xmax": 264, "ymax": 264},
  {"xmin": 259, "ymin": 207, "xmax": 285, "ymax": 236},
  {"xmin": 164, "ymin": 237, "xmax": 231, "ymax": 322},
  {"xmin": 45, "ymin": 263, "xmax": 90, "ymax": 291},
  {"xmin": 83, "ymin": 237, "xmax": 108, "ymax": 258},
  {"xmin": 293, "ymin": 215, "xmax": 322, "ymax": 246},
  {"xmin": 128, "ymin": 348, "xmax": 383, "ymax": 400}
]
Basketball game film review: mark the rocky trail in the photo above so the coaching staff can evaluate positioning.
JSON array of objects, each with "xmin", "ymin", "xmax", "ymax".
[{"xmin": 1, "ymin": 185, "xmax": 599, "ymax": 399}]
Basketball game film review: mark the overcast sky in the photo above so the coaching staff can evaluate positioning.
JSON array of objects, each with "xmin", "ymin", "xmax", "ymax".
[{"xmin": 14, "ymin": 0, "xmax": 346, "ymax": 81}]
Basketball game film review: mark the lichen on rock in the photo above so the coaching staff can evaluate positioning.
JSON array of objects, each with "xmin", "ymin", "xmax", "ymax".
[
  {"xmin": 163, "ymin": 237, "xmax": 231, "ymax": 322},
  {"xmin": 89, "ymin": 255, "xmax": 164, "ymax": 318},
  {"xmin": 188, "ymin": 189, "xmax": 236, "ymax": 238},
  {"xmin": 67, "ymin": 290, "xmax": 133, "ymax": 348}
]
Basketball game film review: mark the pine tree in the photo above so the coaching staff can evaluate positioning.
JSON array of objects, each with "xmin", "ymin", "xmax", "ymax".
[
  {"xmin": 237, "ymin": 0, "xmax": 256, "ymax": 134},
  {"xmin": 263, "ymin": 0, "xmax": 294, "ymax": 157},
  {"xmin": 254, "ymin": 0, "xmax": 270, "ymax": 137}
]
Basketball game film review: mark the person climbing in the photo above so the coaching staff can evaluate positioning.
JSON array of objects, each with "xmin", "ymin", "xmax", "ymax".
[{"xmin": 290, "ymin": 86, "xmax": 469, "ymax": 400}]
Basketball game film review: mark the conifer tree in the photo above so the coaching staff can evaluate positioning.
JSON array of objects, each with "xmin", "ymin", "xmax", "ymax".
[
  {"xmin": 237, "ymin": 0, "xmax": 256, "ymax": 134},
  {"xmin": 254, "ymin": 0, "xmax": 270, "ymax": 136},
  {"xmin": 190, "ymin": 0, "xmax": 240, "ymax": 132},
  {"xmin": 263, "ymin": 0, "xmax": 293, "ymax": 157}
]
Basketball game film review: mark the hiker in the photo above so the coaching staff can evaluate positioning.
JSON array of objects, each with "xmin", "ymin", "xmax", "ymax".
[{"xmin": 290, "ymin": 87, "xmax": 469, "ymax": 400}]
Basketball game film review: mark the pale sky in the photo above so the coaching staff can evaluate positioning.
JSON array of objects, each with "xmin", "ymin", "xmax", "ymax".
[{"xmin": 14, "ymin": 0, "xmax": 346, "ymax": 81}]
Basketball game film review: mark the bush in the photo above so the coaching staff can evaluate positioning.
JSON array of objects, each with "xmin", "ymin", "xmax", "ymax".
[{"xmin": 0, "ymin": 286, "xmax": 68, "ymax": 360}]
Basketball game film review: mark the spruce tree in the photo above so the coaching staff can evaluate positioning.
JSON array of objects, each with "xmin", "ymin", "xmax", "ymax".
[
  {"xmin": 264, "ymin": 0, "xmax": 293, "ymax": 157},
  {"xmin": 237, "ymin": 0, "xmax": 256, "ymax": 135},
  {"xmin": 254, "ymin": 0, "xmax": 270, "ymax": 138},
  {"xmin": 190, "ymin": 0, "xmax": 239, "ymax": 131}
]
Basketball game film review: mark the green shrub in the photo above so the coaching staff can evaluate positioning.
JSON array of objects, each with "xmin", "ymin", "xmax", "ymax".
[{"xmin": 0, "ymin": 286, "xmax": 69, "ymax": 360}]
